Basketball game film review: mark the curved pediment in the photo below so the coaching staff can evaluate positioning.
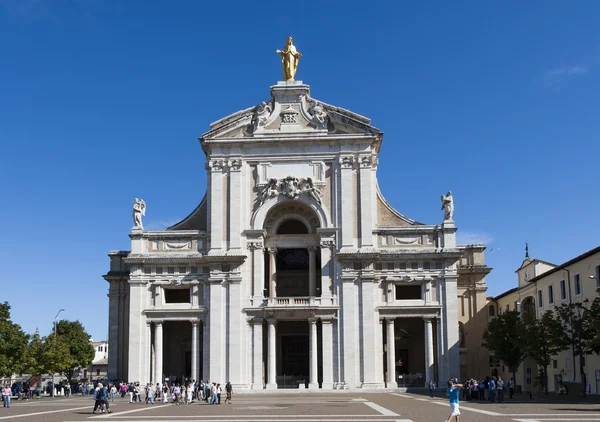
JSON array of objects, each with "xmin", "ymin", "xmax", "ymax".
[{"xmin": 201, "ymin": 81, "xmax": 381, "ymax": 141}]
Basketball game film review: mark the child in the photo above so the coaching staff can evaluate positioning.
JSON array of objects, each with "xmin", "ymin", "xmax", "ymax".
[{"xmin": 445, "ymin": 379, "xmax": 463, "ymax": 422}]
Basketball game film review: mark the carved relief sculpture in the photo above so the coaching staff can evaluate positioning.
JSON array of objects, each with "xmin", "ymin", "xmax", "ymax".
[
  {"xmin": 276, "ymin": 36, "xmax": 302, "ymax": 81},
  {"xmin": 281, "ymin": 176, "xmax": 301, "ymax": 199},
  {"xmin": 300, "ymin": 177, "xmax": 322, "ymax": 204},
  {"xmin": 441, "ymin": 190, "xmax": 454, "ymax": 221},
  {"xmin": 257, "ymin": 177, "xmax": 323, "ymax": 206},
  {"xmin": 133, "ymin": 198, "xmax": 146, "ymax": 229},
  {"xmin": 259, "ymin": 178, "xmax": 279, "ymax": 203}
]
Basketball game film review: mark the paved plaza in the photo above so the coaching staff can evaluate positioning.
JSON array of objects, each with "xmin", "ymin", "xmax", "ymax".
[{"xmin": 1, "ymin": 392, "xmax": 599, "ymax": 422}]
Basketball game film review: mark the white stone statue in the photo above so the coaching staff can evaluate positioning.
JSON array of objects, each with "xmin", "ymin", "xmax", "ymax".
[
  {"xmin": 133, "ymin": 198, "xmax": 146, "ymax": 228},
  {"xmin": 440, "ymin": 191, "xmax": 454, "ymax": 221},
  {"xmin": 307, "ymin": 98, "xmax": 328, "ymax": 130},
  {"xmin": 251, "ymin": 101, "xmax": 273, "ymax": 132}
]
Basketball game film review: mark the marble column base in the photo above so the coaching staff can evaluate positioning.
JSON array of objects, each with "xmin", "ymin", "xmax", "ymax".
[
  {"xmin": 386, "ymin": 381, "xmax": 398, "ymax": 388},
  {"xmin": 308, "ymin": 382, "xmax": 319, "ymax": 389},
  {"xmin": 251, "ymin": 383, "xmax": 264, "ymax": 390},
  {"xmin": 266, "ymin": 383, "xmax": 278, "ymax": 390},
  {"xmin": 321, "ymin": 382, "xmax": 334, "ymax": 389},
  {"xmin": 361, "ymin": 382, "xmax": 385, "ymax": 389}
]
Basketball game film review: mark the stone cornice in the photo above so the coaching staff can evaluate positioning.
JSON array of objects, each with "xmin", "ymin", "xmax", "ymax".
[
  {"xmin": 336, "ymin": 248, "xmax": 463, "ymax": 261},
  {"xmin": 125, "ymin": 253, "xmax": 246, "ymax": 264}
]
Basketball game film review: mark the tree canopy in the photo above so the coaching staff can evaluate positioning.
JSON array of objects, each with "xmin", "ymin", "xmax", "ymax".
[
  {"xmin": 482, "ymin": 310, "xmax": 527, "ymax": 380},
  {"xmin": 51, "ymin": 320, "xmax": 95, "ymax": 383},
  {"xmin": 0, "ymin": 302, "xmax": 29, "ymax": 377}
]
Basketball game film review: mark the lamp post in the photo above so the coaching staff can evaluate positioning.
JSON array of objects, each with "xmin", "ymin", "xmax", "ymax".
[{"xmin": 51, "ymin": 309, "xmax": 65, "ymax": 398}]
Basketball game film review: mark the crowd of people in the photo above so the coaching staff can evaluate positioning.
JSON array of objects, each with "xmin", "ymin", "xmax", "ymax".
[
  {"xmin": 91, "ymin": 380, "xmax": 233, "ymax": 413},
  {"xmin": 429, "ymin": 376, "xmax": 515, "ymax": 403}
]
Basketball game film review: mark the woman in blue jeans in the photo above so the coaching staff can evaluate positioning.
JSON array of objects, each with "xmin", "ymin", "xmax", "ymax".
[{"xmin": 2, "ymin": 385, "xmax": 11, "ymax": 408}]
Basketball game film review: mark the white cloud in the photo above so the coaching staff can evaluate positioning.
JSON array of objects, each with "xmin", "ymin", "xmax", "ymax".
[
  {"xmin": 544, "ymin": 65, "xmax": 589, "ymax": 86},
  {"xmin": 457, "ymin": 231, "xmax": 493, "ymax": 246}
]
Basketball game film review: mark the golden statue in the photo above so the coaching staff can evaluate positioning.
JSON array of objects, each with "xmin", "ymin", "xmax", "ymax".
[{"xmin": 276, "ymin": 36, "xmax": 302, "ymax": 81}]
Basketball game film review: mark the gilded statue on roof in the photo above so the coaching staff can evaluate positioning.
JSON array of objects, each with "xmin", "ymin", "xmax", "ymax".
[{"xmin": 276, "ymin": 36, "xmax": 302, "ymax": 81}]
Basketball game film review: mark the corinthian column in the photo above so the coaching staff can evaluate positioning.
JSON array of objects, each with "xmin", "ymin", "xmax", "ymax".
[
  {"xmin": 154, "ymin": 321, "xmax": 163, "ymax": 385},
  {"xmin": 308, "ymin": 318, "xmax": 319, "ymax": 389},
  {"xmin": 386, "ymin": 318, "xmax": 397, "ymax": 388},
  {"xmin": 191, "ymin": 320, "xmax": 199, "ymax": 382},
  {"xmin": 424, "ymin": 317, "xmax": 434, "ymax": 385},
  {"xmin": 268, "ymin": 248, "xmax": 277, "ymax": 298},
  {"xmin": 266, "ymin": 319, "xmax": 277, "ymax": 389}
]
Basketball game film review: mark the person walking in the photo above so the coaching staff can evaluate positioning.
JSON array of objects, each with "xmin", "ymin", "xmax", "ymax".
[
  {"xmin": 224, "ymin": 382, "xmax": 233, "ymax": 404},
  {"xmin": 110, "ymin": 384, "xmax": 117, "ymax": 402},
  {"xmin": 2, "ymin": 385, "xmax": 11, "ymax": 408},
  {"xmin": 428, "ymin": 380, "xmax": 436, "ymax": 398},
  {"xmin": 445, "ymin": 379, "xmax": 463, "ymax": 422},
  {"xmin": 508, "ymin": 377, "xmax": 514, "ymax": 400}
]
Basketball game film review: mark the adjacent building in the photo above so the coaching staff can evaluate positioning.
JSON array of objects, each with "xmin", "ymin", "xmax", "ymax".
[{"xmin": 492, "ymin": 246, "xmax": 600, "ymax": 394}]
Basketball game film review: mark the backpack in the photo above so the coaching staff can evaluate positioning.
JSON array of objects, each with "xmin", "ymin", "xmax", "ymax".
[{"xmin": 97, "ymin": 387, "xmax": 107, "ymax": 401}]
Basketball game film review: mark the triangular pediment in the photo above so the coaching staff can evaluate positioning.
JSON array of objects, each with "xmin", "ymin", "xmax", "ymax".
[{"xmin": 202, "ymin": 81, "xmax": 381, "ymax": 141}]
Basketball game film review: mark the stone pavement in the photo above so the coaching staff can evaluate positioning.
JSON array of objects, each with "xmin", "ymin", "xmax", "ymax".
[{"xmin": 1, "ymin": 392, "xmax": 599, "ymax": 422}]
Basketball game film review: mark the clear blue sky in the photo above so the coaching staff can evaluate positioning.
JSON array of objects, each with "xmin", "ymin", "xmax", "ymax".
[{"xmin": 1, "ymin": 0, "xmax": 599, "ymax": 341}]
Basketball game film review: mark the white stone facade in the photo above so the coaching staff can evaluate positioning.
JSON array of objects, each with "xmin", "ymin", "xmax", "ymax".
[{"xmin": 104, "ymin": 80, "xmax": 464, "ymax": 389}]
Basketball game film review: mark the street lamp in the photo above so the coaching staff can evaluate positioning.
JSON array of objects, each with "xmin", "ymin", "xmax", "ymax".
[{"xmin": 51, "ymin": 309, "xmax": 65, "ymax": 398}]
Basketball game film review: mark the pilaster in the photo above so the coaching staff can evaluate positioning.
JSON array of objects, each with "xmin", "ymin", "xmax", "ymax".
[
  {"xmin": 358, "ymin": 155, "xmax": 375, "ymax": 248},
  {"xmin": 339, "ymin": 155, "xmax": 355, "ymax": 250},
  {"xmin": 321, "ymin": 319, "xmax": 334, "ymax": 389},
  {"xmin": 386, "ymin": 318, "xmax": 397, "ymax": 388},
  {"xmin": 341, "ymin": 277, "xmax": 359, "ymax": 388},
  {"xmin": 228, "ymin": 158, "xmax": 242, "ymax": 250},
  {"xmin": 208, "ymin": 158, "xmax": 225, "ymax": 253},
  {"xmin": 154, "ymin": 321, "xmax": 163, "ymax": 385},
  {"xmin": 251, "ymin": 318, "xmax": 264, "ymax": 389}
]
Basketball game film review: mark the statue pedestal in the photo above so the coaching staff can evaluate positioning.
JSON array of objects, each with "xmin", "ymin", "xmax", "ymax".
[{"xmin": 441, "ymin": 220, "xmax": 457, "ymax": 248}]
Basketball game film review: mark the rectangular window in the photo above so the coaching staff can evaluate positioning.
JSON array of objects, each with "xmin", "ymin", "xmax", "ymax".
[
  {"xmin": 553, "ymin": 360, "xmax": 558, "ymax": 369},
  {"xmin": 375, "ymin": 263, "xmax": 382, "ymax": 271},
  {"xmin": 167, "ymin": 267, "xmax": 175, "ymax": 274},
  {"xmin": 538, "ymin": 290, "xmax": 543, "ymax": 308},
  {"xmin": 395, "ymin": 285, "xmax": 422, "ymax": 300},
  {"xmin": 574, "ymin": 274, "xmax": 581, "ymax": 295},
  {"xmin": 434, "ymin": 261, "xmax": 444, "ymax": 270},
  {"xmin": 560, "ymin": 279, "xmax": 567, "ymax": 300},
  {"xmin": 596, "ymin": 265, "xmax": 600, "ymax": 288},
  {"xmin": 178, "ymin": 266, "xmax": 186, "ymax": 274},
  {"xmin": 514, "ymin": 301, "xmax": 519, "ymax": 311},
  {"xmin": 398, "ymin": 262, "xmax": 407, "ymax": 270},
  {"xmin": 548, "ymin": 285, "xmax": 554, "ymax": 304},
  {"xmin": 410, "ymin": 262, "xmax": 419, "ymax": 270},
  {"xmin": 423, "ymin": 262, "xmax": 431, "ymax": 270},
  {"xmin": 191, "ymin": 266, "xmax": 198, "ymax": 273},
  {"xmin": 97, "ymin": 369, "xmax": 100, "ymax": 376},
  {"xmin": 164, "ymin": 288, "xmax": 191, "ymax": 303},
  {"xmin": 506, "ymin": 304, "xmax": 510, "ymax": 312},
  {"xmin": 387, "ymin": 263, "xmax": 395, "ymax": 271},
  {"xmin": 461, "ymin": 296, "xmax": 465, "ymax": 317},
  {"xmin": 143, "ymin": 267, "xmax": 151, "ymax": 274},
  {"xmin": 156, "ymin": 267, "xmax": 163, "ymax": 275}
]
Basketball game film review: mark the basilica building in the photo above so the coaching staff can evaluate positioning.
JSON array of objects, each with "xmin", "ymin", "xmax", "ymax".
[{"xmin": 104, "ymin": 67, "xmax": 491, "ymax": 389}]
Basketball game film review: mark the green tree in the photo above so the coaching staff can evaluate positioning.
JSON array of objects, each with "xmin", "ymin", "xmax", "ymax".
[
  {"xmin": 588, "ymin": 298, "xmax": 600, "ymax": 353},
  {"xmin": 553, "ymin": 301, "xmax": 596, "ymax": 398},
  {"xmin": 22, "ymin": 331, "xmax": 48, "ymax": 376},
  {"xmin": 482, "ymin": 310, "xmax": 527, "ymax": 383},
  {"xmin": 50, "ymin": 320, "xmax": 95, "ymax": 384},
  {"xmin": 523, "ymin": 312, "xmax": 566, "ymax": 395},
  {"xmin": 0, "ymin": 302, "xmax": 29, "ymax": 377}
]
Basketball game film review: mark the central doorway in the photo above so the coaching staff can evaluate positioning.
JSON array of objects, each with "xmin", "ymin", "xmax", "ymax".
[
  {"xmin": 277, "ymin": 321, "xmax": 309, "ymax": 388},
  {"xmin": 162, "ymin": 321, "xmax": 192, "ymax": 384}
]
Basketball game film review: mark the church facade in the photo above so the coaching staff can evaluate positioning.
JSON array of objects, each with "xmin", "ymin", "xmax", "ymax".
[{"xmin": 104, "ymin": 79, "xmax": 475, "ymax": 389}]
